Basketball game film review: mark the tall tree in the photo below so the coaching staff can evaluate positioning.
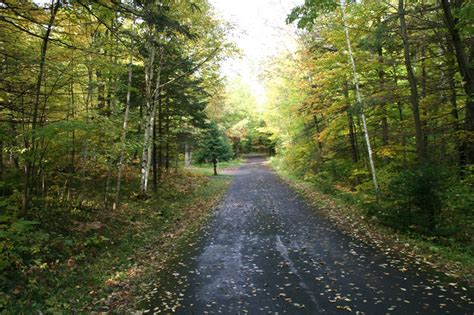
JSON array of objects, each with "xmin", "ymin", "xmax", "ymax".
[
  {"xmin": 398, "ymin": 0, "xmax": 426, "ymax": 161},
  {"xmin": 339, "ymin": 0, "xmax": 379, "ymax": 192},
  {"xmin": 440, "ymin": 0, "xmax": 474, "ymax": 164},
  {"xmin": 21, "ymin": 0, "xmax": 61, "ymax": 214}
]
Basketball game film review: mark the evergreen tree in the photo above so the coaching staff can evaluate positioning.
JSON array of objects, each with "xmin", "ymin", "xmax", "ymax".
[{"xmin": 196, "ymin": 123, "xmax": 233, "ymax": 175}]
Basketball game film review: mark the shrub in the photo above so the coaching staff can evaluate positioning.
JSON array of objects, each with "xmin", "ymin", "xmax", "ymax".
[{"xmin": 381, "ymin": 163, "xmax": 447, "ymax": 234}]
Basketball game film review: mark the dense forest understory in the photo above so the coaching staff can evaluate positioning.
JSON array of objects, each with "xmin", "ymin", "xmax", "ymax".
[{"xmin": 0, "ymin": 0, "xmax": 473, "ymax": 312}]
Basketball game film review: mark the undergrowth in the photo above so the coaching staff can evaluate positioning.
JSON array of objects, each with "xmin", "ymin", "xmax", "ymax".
[{"xmin": 0, "ymin": 163, "xmax": 233, "ymax": 312}]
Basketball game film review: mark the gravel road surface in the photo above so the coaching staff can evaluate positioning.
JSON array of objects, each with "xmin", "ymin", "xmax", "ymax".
[{"xmin": 143, "ymin": 156, "xmax": 473, "ymax": 314}]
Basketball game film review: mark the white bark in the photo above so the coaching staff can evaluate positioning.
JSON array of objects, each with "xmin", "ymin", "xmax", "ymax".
[
  {"xmin": 140, "ymin": 45, "xmax": 163, "ymax": 194},
  {"xmin": 340, "ymin": 0, "xmax": 379, "ymax": 193},
  {"xmin": 184, "ymin": 141, "xmax": 192, "ymax": 167},
  {"xmin": 146, "ymin": 67, "xmax": 161, "ymax": 184},
  {"xmin": 140, "ymin": 43, "xmax": 156, "ymax": 193}
]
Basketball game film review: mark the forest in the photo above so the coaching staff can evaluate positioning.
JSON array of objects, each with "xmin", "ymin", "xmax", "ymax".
[
  {"xmin": 0, "ymin": 0, "xmax": 473, "ymax": 312},
  {"xmin": 265, "ymin": 0, "xmax": 473, "ymax": 246}
]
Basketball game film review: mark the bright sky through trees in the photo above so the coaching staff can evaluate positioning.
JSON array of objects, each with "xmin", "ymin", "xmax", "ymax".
[
  {"xmin": 210, "ymin": 0, "xmax": 302, "ymax": 104},
  {"xmin": 33, "ymin": 0, "xmax": 301, "ymax": 105}
]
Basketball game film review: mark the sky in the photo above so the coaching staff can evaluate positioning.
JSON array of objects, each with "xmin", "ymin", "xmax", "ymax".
[{"xmin": 209, "ymin": 0, "xmax": 302, "ymax": 104}]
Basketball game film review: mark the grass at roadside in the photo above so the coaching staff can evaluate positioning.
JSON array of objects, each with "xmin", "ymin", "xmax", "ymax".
[
  {"xmin": 2, "ymin": 168, "xmax": 233, "ymax": 312},
  {"xmin": 188, "ymin": 157, "xmax": 245, "ymax": 176},
  {"xmin": 271, "ymin": 163, "xmax": 474, "ymax": 287}
]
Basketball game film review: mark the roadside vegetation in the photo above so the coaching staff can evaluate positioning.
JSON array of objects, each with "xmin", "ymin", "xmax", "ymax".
[
  {"xmin": 0, "ymin": 0, "xmax": 239, "ymax": 311},
  {"xmin": 263, "ymin": 0, "xmax": 474, "ymax": 284},
  {"xmin": 1, "ymin": 167, "xmax": 232, "ymax": 311}
]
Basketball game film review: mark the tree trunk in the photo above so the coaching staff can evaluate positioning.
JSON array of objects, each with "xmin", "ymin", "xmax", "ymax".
[
  {"xmin": 69, "ymin": 81, "xmax": 76, "ymax": 173},
  {"xmin": 104, "ymin": 166, "xmax": 111, "ymax": 209},
  {"xmin": 446, "ymin": 37, "xmax": 465, "ymax": 166},
  {"xmin": 150, "ymin": 74, "xmax": 162, "ymax": 180},
  {"xmin": 68, "ymin": 80, "xmax": 76, "ymax": 204},
  {"xmin": 184, "ymin": 141, "xmax": 192, "ymax": 167},
  {"xmin": 114, "ymin": 19, "xmax": 135, "ymax": 210},
  {"xmin": 157, "ymin": 94, "xmax": 163, "ymax": 181},
  {"xmin": 175, "ymin": 142, "xmax": 179, "ymax": 172},
  {"xmin": 140, "ymin": 42, "xmax": 155, "ymax": 194},
  {"xmin": 340, "ymin": 0, "xmax": 379, "ymax": 193},
  {"xmin": 165, "ymin": 112, "xmax": 170, "ymax": 171},
  {"xmin": 97, "ymin": 30, "xmax": 107, "ymax": 113},
  {"xmin": 86, "ymin": 58, "xmax": 93, "ymax": 113},
  {"xmin": 393, "ymin": 65, "xmax": 408, "ymax": 165},
  {"xmin": 421, "ymin": 45, "xmax": 429, "ymax": 150},
  {"xmin": 213, "ymin": 159, "xmax": 217, "ymax": 176},
  {"xmin": 398, "ymin": 0, "xmax": 426, "ymax": 161},
  {"xmin": 106, "ymin": 28, "xmax": 114, "ymax": 117},
  {"xmin": 348, "ymin": 112, "xmax": 358, "ymax": 163},
  {"xmin": 97, "ymin": 69, "xmax": 105, "ymax": 111},
  {"xmin": 0, "ymin": 140, "xmax": 3, "ymax": 183},
  {"xmin": 21, "ymin": 0, "xmax": 60, "ymax": 215},
  {"xmin": 377, "ymin": 46, "xmax": 389, "ymax": 148},
  {"xmin": 441, "ymin": 0, "xmax": 474, "ymax": 164},
  {"xmin": 343, "ymin": 81, "xmax": 358, "ymax": 163},
  {"xmin": 152, "ymin": 112, "xmax": 158, "ymax": 191},
  {"xmin": 312, "ymin": 114, "xmax": 323, "ymax": 151}
]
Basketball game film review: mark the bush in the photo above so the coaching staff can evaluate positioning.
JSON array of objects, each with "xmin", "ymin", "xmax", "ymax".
[
  {"xmin": 437, "ymin": 169, "xmax": 474, "ymax": 241},
  {"xmin": 381, "ymin": 163, "xmax": 447, "ymax": 234}
]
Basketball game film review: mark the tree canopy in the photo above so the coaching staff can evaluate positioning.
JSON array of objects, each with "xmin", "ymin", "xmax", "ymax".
[{"xmin": 264, "ymin": 0, "xmax": 474, "ymax": 238}]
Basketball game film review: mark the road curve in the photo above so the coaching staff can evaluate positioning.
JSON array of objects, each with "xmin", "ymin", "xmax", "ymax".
[{"xmin": 142, "ymin": 156, "xmax": 473, "ymax": 314}]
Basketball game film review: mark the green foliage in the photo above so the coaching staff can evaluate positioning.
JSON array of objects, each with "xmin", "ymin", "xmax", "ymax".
[
  {"xmin": 437, "ymin": 169, "xmax": 474, "ymax": 240},
  {"xmin": 287, "ymin": 0, "xmax": 338, "ymax": 29},
  {"xmin": 0, "ymin": 0, "xmax": 233, "ymax": 311},
  {"xmin": 268, "ymin": 0, "xmax": 474, "ymax": 251},
  {"xmin": 0, "ymin": 169, "xmax": 229, "ymax": 311},
  {"xmin": 379, "ymin": 164, "xmax": 446, "ymax": 233},
  {"xmin": 194, "ymin": 123, "xmax": 233, "ymax": 164},
  {"xmin": 207, "ymin": 77, "xmax": 273, "ymax": 154},
  {"xmin": 0, "ymin": 218, "xmax": 43, "ymax": 271}
]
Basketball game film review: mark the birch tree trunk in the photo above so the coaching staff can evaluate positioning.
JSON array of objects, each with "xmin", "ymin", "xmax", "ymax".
[
  {"xmin": 184, "ymin": 141, "xmax": 192, "ymax": 167},
  {"xmin": 339, "ymin": 0, "xmax": 379, "ymax": 193},
  {"xmin": 145, "ymin": 69, "xmax": 160, "ymax": 188},
  {"xmin": 140, "ymin": 43, "xmax": 155, "ymax": 194},
  {"xmin": 114, "ymin": 19, "xmax": 135, "ymax": 210},
  {"xmin": 157, "ymin": 92, "xmax": 164, "ymax": 181},
  {"xmin": 140, "ymin": 47, "xmax": 162, "ymax": 194}
]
